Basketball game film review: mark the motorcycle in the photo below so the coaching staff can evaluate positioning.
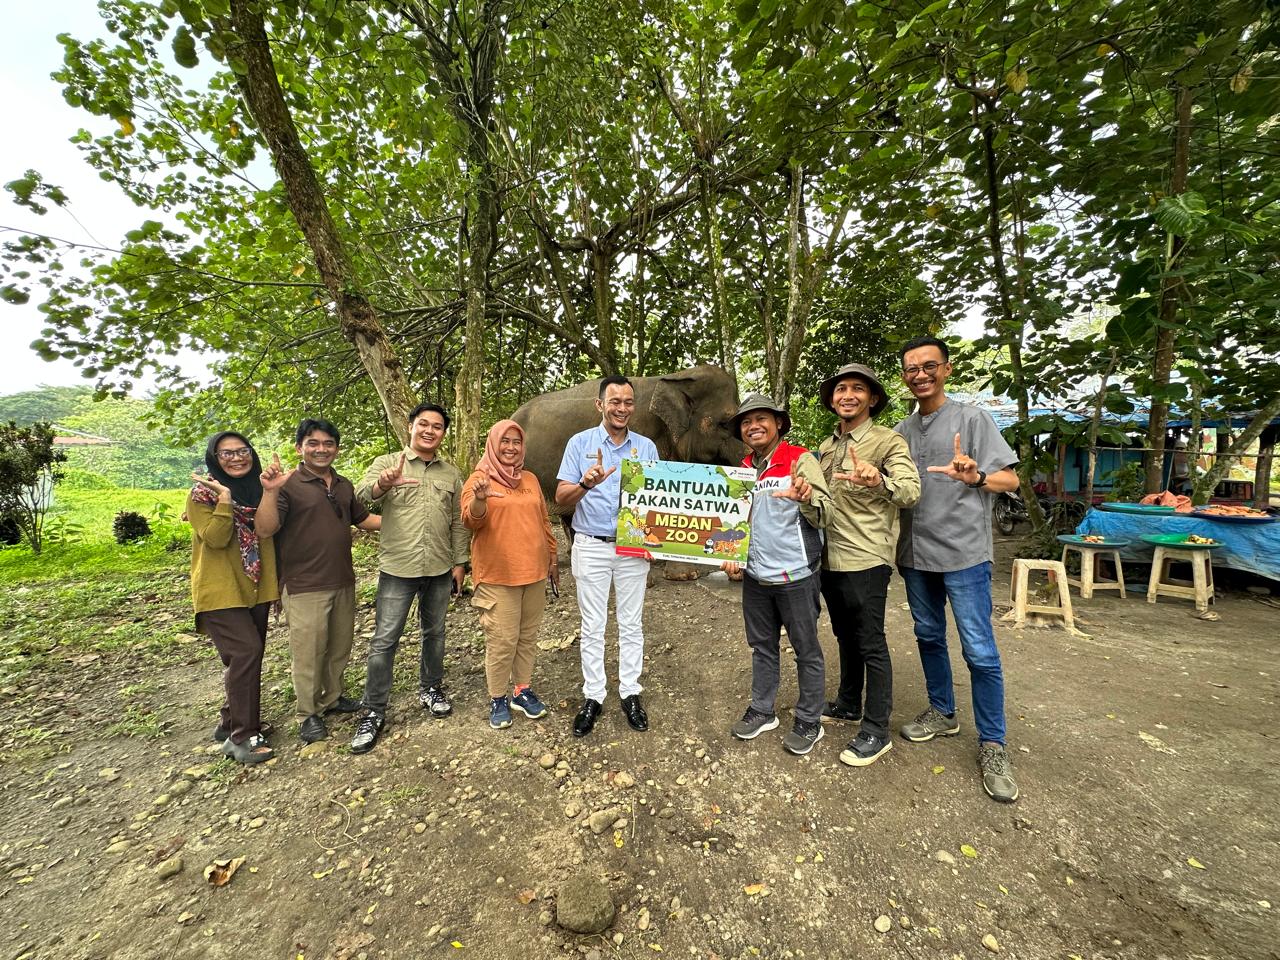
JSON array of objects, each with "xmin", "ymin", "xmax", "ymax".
[{"xmin": 994, "ymin": 489, "xmax": 1086, "ymax": 535}]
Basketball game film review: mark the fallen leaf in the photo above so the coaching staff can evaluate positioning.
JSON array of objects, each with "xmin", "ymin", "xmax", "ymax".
[
  {"xmin": 312, "ymin": 869, "xmax": 333, "ymax": 879},
  {"xmin": 450, "ymin": 941, "xmax": 463, "ymax": 948},
  {"xmin": 204, "ymin": 856, "xmax": 246, "ymax": 886},
  {"xmin": 1105, "ymin": 713, "xmax": 1117, "ymax": 719},
  {"xmin": 515, "ymin": 888, "xmax": 537, "ymax": 904},
  {"xmin": 648, "ymin": 946, "xmax": 663, "ymax": 953},
  {"xmin": 932, "ymin": 765, "xmax": 945, "ymax": 775},
  {"xmin": 1138, "ymin": 731, "xmax": 1177, "ymax": 755},
  {"xmin": 743, "ymin": 883, "xmax": 767, "ymax": 896},
  {"xmin": 961, "ymin": 844, "xmax": 979, "ymax": 859},
  {"xmin": 1187, "ymin": 857, "xmax": 1206, "ymax": 869},
  {"xmin": 613, "ymin": 830, "xmax": 625, "ymax": 849},
  {"xmin": 998, "ymin": 884, "xmax": 1009, "ymax": 895}
]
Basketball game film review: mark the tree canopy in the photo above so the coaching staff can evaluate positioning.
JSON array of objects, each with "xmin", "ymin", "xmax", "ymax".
[{"xmin": 2, "ymin": 0, "xmax": 1277, "ymax": 488}]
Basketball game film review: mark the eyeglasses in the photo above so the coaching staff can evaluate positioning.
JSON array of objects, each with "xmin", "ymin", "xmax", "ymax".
[
  {"xmin": 216, "ymin": 447, "xmax": 252, "ymax": 461},
  {"xmin": 324, "ymin": 488, "xmax": 343, "ymax": 518},
  {"xmin": 903, "ymin": 361, "xmax": 945, "ymax": 377}
]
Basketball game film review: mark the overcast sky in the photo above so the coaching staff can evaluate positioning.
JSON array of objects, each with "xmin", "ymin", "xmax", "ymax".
[{"xmin": 1, "ymin": 2, "xmax": 142, "ymax": 392}]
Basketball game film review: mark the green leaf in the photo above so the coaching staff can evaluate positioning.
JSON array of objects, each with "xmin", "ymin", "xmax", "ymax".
[{"xmin": 172, "ymin": 26, "xmax": 199, "ymax": 69}]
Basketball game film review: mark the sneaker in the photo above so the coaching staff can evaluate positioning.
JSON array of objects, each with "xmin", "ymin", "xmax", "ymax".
[
  {"xmin": 839, "ymin": 731, "xmax": 893, "ymax": 767},
  {"xmin": 350, "ymin": 711, "xmax": 384, "ymax": 755},
  {"xmin": 419, "ymin": 686, "xmax": 453, "ymax": 717},
  {"xmin": 510, "ymin": 688, "xmax": 548, "ymax": 719},
  {"xmin": 731, "ymin": 706, "xmax": 780, "ymax": 740},
  {"xmin": 782, "ymin": 719, "xmax": 825, "ymax": 756},
  {"xmin": 900, "ymin": 705, "xmax": 960, "ymax": 743},
  {"xmin": 299, "ymin": 713, "xmax": 328, "ymax": 743},
  {"xmin": 324, "ymin": 695, "xmax": 362, "ymax": 715},
  {"xmin": 978, "ymin": 742, "xmax": 1019, "ymax": 803},
  {"xmin": 489, "ymin": 697, "xmax": 513, "ymax": 729},
  {"xmin": 822, "ymin": 701, "xmax": 863, "ymax": 723}
]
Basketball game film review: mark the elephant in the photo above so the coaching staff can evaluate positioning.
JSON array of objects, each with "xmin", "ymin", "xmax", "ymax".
[{"xmin": 512, "ymin": 365, "xmax": 744, "ymax": 510}]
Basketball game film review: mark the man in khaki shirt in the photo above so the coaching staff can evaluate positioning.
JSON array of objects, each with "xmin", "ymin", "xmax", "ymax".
[
  {"xmin": 349, "ymin": 402, "xmax": 469, "ymax": 754},
  {"xmin": 817, "ymin": 363, "xmax": 920, "ymax": 768}
]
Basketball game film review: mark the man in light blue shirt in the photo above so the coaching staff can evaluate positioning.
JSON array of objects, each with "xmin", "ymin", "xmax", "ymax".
[{"xmin": 556, "ymin": 375, "xmax": 659, "ymax": 738}]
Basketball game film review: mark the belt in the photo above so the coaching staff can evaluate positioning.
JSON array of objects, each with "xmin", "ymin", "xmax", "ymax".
[{"xmin": 583, "ymin": 534, "xmax": 616, "ymax": 543}]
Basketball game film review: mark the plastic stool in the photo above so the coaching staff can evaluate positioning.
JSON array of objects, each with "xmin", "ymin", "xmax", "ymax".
[
  {"xmin": 1010, "ymin": 559, "xmax": 1075, "ymax": 630},
  {"xmin": 1147, "ymin": 546, "xmax": 1215, "ymax": 612},
  {"xmin": 1060, "ymin": 543, "xmax": 1127, "ymax": 599}
]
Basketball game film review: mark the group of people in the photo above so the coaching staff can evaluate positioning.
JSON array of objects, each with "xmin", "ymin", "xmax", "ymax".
[
  {"xmin": 187, "ymin": 334, "xmax": 1021, "ymax": 803},
  {"xmin": 718, "ymin": 336, "xmax": 1020, "ymax": 803}
]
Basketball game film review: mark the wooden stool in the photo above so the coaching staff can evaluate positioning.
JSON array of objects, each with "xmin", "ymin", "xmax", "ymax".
[
  {"xmin": 1060, "ymin": 544, "xmax": 1127, "ymax": 599},
  {"xmin": 1147, "ymin": 546, "xmax": 1215, "ymax": 612},
  {"xmin": 1010, "ymin": 559, "xmax": 1075, "ymax": 630}
]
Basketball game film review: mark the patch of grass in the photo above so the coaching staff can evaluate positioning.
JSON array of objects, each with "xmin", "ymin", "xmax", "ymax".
[
  {"xmin": 104, "ymin": 704, "xmax": 168, "ymax": 739},
  {"xmin": 119, "ymin": 679, "xmax": 159, "ymax": 699},
  {"xmin": 381, "ymin": 785, "xmax": 427, "ymax": 806},
  {"xmin": 0, "ymin": 486, "xmax": 190, "ymax": 585}
]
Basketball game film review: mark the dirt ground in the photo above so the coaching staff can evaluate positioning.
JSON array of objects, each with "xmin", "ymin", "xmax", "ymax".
[{"xmin": 1, "ymin": 532, "xmax": 1278, "ymax": 960}]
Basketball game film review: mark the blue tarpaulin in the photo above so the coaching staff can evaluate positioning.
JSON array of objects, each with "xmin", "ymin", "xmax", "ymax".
[{"xmin": 1077, "ymin": 509, "xmax": 1280, "ymax": 582}]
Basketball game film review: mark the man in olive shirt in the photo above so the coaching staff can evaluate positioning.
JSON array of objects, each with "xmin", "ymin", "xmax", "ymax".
[
  {"xmin": 817, "ymin": 363, "xmax": 920, "ymax": 768},
  {"xmin": 255, "ymin": 419, "xmax": 381, "ymax": 744},
  {"xmin": 350, "ymin": 402, "xmax": 469, "ymax": 754}
]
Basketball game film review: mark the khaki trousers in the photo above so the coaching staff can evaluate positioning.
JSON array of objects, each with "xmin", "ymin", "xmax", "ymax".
[
  {"xmin": 472, "ymin": 581, "xmax": 546, "ymax": 698},
  {"xmin": 282, "ymin": 585, "xmax": 356, "ymax": 719}
]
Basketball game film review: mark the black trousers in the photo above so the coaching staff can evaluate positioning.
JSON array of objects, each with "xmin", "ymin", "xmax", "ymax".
[
  {"xmin": 821, "ymin": 565, "xmax": 893, "ymax": 738},
  {"xmin": 198, "ymin": 603, "xmax": 270, "ymax": 744}
]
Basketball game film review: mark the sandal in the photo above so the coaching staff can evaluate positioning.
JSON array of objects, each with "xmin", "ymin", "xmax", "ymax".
[
  {"xmin": 221, "ymin": 733, "xmax": 274, "ymax": 764},
  {"xmin": 212, "ymin": 720, "xmax": 273, "ymax": 742}
]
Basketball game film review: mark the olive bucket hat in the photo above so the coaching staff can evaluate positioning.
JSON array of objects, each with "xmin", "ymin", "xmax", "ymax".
[
  {"xmin": 729, "ymin": 392, "xmax": 792, "ymax": 438},
  {"xmin": 819, "ymin": 363, "xmax": 890, "ymax": 417}
]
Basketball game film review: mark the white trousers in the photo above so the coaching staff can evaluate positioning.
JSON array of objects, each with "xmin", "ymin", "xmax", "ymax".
[{"xmin": 571, "ymin": 533, "xmax": 649, "ymax": 702}]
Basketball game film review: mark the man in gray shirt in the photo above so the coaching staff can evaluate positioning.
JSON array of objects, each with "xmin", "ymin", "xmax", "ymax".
[{"xmin": 893, "ymin": 336, "xmax": 1022, "ymax": 803}]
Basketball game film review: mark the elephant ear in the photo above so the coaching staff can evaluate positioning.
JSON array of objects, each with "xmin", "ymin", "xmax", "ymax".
[{"xmin": 650, "ymin": 375, "xmax": 694, "ymax": 446}]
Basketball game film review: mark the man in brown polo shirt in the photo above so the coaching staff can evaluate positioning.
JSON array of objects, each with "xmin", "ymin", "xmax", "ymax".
[{"xmin": 255, "ymin": 418, "xmax": 380, "ymax": 743}]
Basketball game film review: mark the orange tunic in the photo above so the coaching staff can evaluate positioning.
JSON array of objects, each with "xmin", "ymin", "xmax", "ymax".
[{"xmin": 461, "ymin": 469, "xmax": 558, "ymax": 587}]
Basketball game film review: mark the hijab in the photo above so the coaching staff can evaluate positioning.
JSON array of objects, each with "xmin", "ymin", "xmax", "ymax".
[
  {"xmin": 203, "ymin": 431, "xmax": 264, "ymax": 509},
  {"xmin": 475, "ymin": 419, "xmax": 525, "ymax": 490},
  {"xmin": 192, "ymin": 431, "xmax": 265, "ymax": 584}
]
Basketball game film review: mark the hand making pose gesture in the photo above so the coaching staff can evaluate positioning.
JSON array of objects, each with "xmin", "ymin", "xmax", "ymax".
[
  {"xmin": 832, "ymin": 443, "xmax": 883, "ymax": 488},
  {"xmin": 926, "ymin": 433, "xmax": 981, "ymax": 485},
  {"xmin": 771, "ymin": 457, "xmax": 814, "ymax": 502},
  {"xmin": 376, "ymin": 452, "xmax": 420, "ymax": 492}
]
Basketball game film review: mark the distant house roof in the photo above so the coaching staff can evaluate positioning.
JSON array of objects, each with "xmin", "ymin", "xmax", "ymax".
[
  {"xmin": 946, "ymin": 392, "xmax": 1279, "ymax": 434},
  {"xmin": 52, "ymin": 427, "xmax": 118, "ymax": 447}
]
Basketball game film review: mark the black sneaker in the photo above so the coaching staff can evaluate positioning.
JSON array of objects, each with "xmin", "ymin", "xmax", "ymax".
[
  {"xmin": 731, "ymin": 707, "xmax": 780, "ymax": 740},
  {"xmin": 782, "ymin": 719, "xmax": 825, "ymax": 756},
  {"xmin": 419, "ymin": 686, "xmax": 453, "ymax": 717},
  {"xmin": 350, "ymin": 711, "xmax": 385, "ymax": 755},
  {"xmin": 822, "ymin": 701, "xmax": 863, "ymax": 723},
  {"xmin": 839, "ymin": 731, "xmax": 893, "ymax": 767},
  {"xmin": 324, "ymin": 695, "xmax": 362, "ymax": 715},
  {"xmin": 299, "ymin": 714, "xmax": 328, "ymax": 744}
]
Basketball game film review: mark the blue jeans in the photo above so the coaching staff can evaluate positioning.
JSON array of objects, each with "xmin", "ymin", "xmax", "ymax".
[
  {"xmin": 362, "ymin": 570, "xmax": 451, "ymax": 713},
  {"xmin": 900, "ymin": 562, "xmax": 1006, "ymax": 745}
]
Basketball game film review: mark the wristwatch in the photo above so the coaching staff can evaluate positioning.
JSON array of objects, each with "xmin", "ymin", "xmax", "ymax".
[
  {"xmin": 579, "ymin": 479, "xmax": 591, "ymax": 491},
  {"xmin": 966, "ymin": 470, "xmax": 987, "ymax": 489}
]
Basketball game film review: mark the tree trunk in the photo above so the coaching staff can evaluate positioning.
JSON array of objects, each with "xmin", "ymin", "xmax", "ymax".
[
  {"xmin": 1084, "ymin": 348, "xmax": 1119, "ymax": 507},
  {"xmin": 1144, "ymin": 84, "xmax": 1194, "ymax": 493},
  {"xmin": 978, "ymin": 110, "xmax": 1045, "ymax": 529},
  {"xmin": 1190, "ymin": 395, "xmax": 1280, "ymax": 504},
  {"xmin": 228, "ymin": 0, "xmax": 417, "ymax": 441},
  {"xmin": 698, "ymin": 168, "xmax": 732, "ymax": 373},
  {"xmin": 1254, "ymin": 430, "xmax": 1274, "ymax": 511}
]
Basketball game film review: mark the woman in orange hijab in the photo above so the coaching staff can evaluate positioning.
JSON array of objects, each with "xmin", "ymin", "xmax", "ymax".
[{"xmin": 461, "ymin": 419, "xmax": 560, "ymax": 729}]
